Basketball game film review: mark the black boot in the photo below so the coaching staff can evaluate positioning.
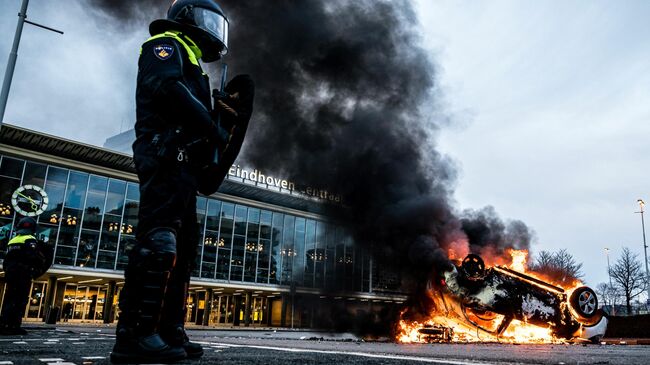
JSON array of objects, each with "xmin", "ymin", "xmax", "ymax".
[
  {"xmin": 110, "ymin": 229, "xmax": 186, "ymax": 364},
  {"xmin": 161, "ymin": 325, "xmax": 204, "ymax": 358},
  {"xmin": 111, "ymin": 326, "xmax": 186, "ymax": 364},
  {"xmin": 0, "ymin": 323, "xmax": 27, "ymax": 336}
]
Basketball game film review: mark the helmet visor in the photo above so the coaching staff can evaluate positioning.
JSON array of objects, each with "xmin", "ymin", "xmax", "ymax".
[{"xmin": 193, "ymin": 7, "xmax": 229, "ymax": 55}]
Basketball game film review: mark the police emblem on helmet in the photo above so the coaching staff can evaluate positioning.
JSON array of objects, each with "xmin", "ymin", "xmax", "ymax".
[{"xmin": 154, "ymin": 44, "xmax": 174, "ymax": 60}]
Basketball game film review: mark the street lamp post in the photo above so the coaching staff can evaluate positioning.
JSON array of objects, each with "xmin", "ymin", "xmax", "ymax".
[
  {"xmin": 0, "ymin": 0, "xmax": 63, "ymax": 129},
  {"xmin": 605, "ymin": 247, "xmax": 615, "ymax": 315},
  {"xmin": 605, "ymin": 247, "xmax": 612, "ymax": 285},
  {"xmin": 636, "ymin": 199, "xmax": 650, "ymax": 308}
]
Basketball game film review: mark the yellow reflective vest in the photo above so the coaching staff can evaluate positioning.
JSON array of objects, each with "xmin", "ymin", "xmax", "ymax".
[{"xmin": 7, "ymin": 234, "xmax": 37, "ymax": 246}]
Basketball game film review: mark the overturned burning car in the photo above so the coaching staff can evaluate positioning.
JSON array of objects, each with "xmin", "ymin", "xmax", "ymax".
[{"xmin": 404, "ymin": 254, "xmax": 607, "ymax": 343}]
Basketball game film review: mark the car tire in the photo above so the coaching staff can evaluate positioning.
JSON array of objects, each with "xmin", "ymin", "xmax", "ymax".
[
  {"xmin": 570, "ymin": 286, "xmax": 598, "ymax": 319},
  {"xmin": 461, "ymin": 254, "xmax": 486, "ymax": 281}
]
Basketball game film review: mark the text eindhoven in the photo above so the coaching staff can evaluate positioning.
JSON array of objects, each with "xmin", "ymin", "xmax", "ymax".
[{"xmin": 227, "ymin": 165, "xmax": 342, "ymax": 203}]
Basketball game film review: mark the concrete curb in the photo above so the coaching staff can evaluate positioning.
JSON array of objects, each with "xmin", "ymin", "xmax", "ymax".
[{"xmin": 601, "ymin": 338, "xmax": 650, "ymax": 345}]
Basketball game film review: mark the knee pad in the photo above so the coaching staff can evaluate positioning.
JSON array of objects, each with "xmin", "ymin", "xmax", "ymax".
[
  {"xmin": 145, "ymin": 228, "xmax": 177, "ymax": 254},
  {"xmin": 131, "ymin": 228, "xmax": 178, "ymax": 273}
]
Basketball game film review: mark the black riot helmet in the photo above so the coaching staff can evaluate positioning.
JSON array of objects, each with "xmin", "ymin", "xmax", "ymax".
[
  {"xmin": 150, "ymin": 0, "xmax": 229, "ymax": 62},
  {"xmin": 16, "ymin": 217, "xmax": 37, "ymax": 235}
]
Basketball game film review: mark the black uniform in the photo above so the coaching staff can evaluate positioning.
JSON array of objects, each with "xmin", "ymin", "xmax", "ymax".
[
  {"xmin": 134, "ymin": 31, "xmax": 213, "ymax": 273},
  {"xmin": 117, "ymin": 30, "xmax": 219, "ymax": 350},
  {"xmin": 115, "ymin": 29, "xmax": 254, "ymax": 363},
  {"xmin": 112, "ymin": 1, "xmax": 253, "ymax": 362}
]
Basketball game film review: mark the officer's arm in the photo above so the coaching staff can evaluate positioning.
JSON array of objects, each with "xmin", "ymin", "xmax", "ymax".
[
  {"xmin": 159, "ymin": 81, "xmax": 229, "ymax": 145},
  {"xmin": 139, "ymin": 40, "xmax": 228, "ymax": 144}
]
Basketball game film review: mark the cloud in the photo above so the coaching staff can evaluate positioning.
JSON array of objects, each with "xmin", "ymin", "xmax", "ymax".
[
  {"xmin": 415, "ymin": 0, "xmax": 650, "ymax": 285},
  {"xmin": 0, "ymin": 0, "xmax": 149, "ymax": 145}
]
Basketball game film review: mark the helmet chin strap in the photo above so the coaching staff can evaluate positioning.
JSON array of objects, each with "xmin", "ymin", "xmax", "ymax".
[
  {"xmin": 200, "ymin": 46, "xmax": 221, "ymax": 63},
  {"xmin": 186, "ymin": 30, "xmax": 223, "ymax": 62},
  {"xmin": 175, "ymin": 27, "xmax": 224, "ymax": 63}
]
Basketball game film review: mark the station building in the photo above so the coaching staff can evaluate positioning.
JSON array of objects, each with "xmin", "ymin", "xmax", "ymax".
[{"xmin": 0, "ymin": 124, "xmax": 405, "ymax": 327}]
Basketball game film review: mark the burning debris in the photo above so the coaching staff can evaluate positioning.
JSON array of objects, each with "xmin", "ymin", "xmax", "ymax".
[
  {"xmin": 398, "ymin": 250, "xmax": 608, "ymax": 344},
  {"xmin": 416, "ymin": 324, "xmax": 454, "ymax": 343}
]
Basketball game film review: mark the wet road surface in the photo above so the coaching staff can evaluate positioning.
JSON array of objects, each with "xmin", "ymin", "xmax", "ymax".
[{"xmin": 0, "ymin": 326, "xmax": 647, "ymax": 364}]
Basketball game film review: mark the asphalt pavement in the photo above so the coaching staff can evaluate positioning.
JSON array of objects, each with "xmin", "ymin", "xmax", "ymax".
[{"xmin": 0, "ymin": 325, "xmax": 648, "ymax": 365}]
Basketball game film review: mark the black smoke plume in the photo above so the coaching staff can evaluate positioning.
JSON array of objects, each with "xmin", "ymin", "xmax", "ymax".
[
  {"xmin": 218, "ymin": 0, "xmax": 462, "ymax": 283},
  {"xmin": 461, "ymin": 206, "xmax": 533, "ymax": 259},
  {"xmin": 88, "ymin": 0, "xmax": 534, "ymax": 332}
]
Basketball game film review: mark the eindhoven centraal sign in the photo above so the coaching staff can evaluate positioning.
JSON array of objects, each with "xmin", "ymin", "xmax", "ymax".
[{"xmin": 227, "ymin": 165, "xmax": 342, "ymax": 203}]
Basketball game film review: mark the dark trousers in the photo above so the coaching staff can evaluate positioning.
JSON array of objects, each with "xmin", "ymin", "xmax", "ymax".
[
  {"xmin": 118, "ymin": 151, "xmax": 200, "ymax": 330},
  {"xmin": 0, "ymin": 260, "xmax": 32, "ymax": 328}
]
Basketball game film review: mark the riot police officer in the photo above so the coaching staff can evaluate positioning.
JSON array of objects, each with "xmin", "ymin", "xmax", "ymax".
[
  {"xmin": 111, "ymin": 0, "xmax": 253, "ymax": 363},
  {"xmin": 0, "ymin": 217, "xmax": 50, "ymax": 335}
]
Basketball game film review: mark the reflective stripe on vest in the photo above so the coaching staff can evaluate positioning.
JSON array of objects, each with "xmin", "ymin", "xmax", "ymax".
[
  {"xmin": 8, "ymin": 234, "xmax": 36, "ymax": 246},
  {"xmin": 142, "ymin": 31, "xmax": 202, "ymax": 67}
]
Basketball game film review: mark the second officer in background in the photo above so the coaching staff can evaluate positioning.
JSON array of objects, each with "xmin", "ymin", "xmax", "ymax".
[{"xmin": 0, "ymin": 217, "xmax": 52, "ymax": 335}]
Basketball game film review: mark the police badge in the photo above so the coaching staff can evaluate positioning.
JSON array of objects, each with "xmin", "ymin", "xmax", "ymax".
[{"xmin": 153, "ymin": 44, "xmax": 174, "ymax": 60}]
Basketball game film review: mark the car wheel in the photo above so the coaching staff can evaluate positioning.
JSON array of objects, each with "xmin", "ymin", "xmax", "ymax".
[
  {"xmin": 570, "ymin": 286, "xmax": 598, "ymax": 319},
  {"xmin": 461, "ymin": 254, "xmax": 486, "ymax": 281}
]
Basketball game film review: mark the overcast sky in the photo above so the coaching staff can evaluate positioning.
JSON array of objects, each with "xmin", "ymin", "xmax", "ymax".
[{"xmin": 1, "ymin": 0, "xmax": 649, "ymax": 290}]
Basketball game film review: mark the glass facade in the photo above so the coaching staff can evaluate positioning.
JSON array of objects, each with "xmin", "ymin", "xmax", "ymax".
[{"xmin": 0, "ymin": 154, "xmax": 378, "ymax": 292}]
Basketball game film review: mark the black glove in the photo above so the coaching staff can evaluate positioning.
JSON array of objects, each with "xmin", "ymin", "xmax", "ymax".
[
  {"xmin": 198, "ymin": 75, "xmax": 255, "ymax": 196},
  {"xmin": 212, "ymin": 74, "xmax": 255, "ymax": 132},
  {"xmin": 213, "ymin": 91, "xmax": 240, "ymax": 122}
]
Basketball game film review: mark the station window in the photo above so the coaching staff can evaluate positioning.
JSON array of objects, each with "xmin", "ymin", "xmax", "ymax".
[{"xmin": 0, "ymin": 153, "xmax": 380, "ymax": 295}]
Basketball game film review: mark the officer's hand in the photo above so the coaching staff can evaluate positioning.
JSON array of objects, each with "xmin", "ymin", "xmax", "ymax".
[
  {"xmin": 223, "ymin": 74, "xmax": 254, "ymax": 126},
  {"xmin": 212, "ymin": 75, "xmax": 254, "ymax": 135},
  {"xmin": 214, "ymin": 92, "xmax": 239, "ymax": 118}
]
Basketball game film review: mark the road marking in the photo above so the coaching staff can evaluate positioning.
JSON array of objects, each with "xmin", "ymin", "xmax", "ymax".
[
  {"xmin": 0, "ymin": 337, "xmax": 111, "ymax": 343},
  {"xmin": 72, "ymin": 342, "xmax": 86, "ymax": 345},
  {"xmin": 12, "ymin": 342, "xmax": 27, "ymax": 345},
  {"xmin": 0, "ymin": 339, "xmax": 46, "ymax": 342},
  {"xmin": 81, "ymin": 357, "xmax": 105, "ymax": 360},
  {"xmin": 39, "ymin": 359, "xmax": 64, "ymax": 362},
  {"xmin": 208, "ymin": 342, "xmax": 496, "ymax": 365},
  {"xmin": 0, "ymin": 361, "xmax": 14, "ymax": 364},
  {"xmin": 196, "ymin": 341, "xmax": 233, "ymax": 347},
  {"xmin": 48, "ymin": 362, "xmax": 75, "ymax": 365}
]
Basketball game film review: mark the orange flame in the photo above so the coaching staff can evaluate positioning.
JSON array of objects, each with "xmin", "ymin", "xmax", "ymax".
[
  {"xmin": 396, "ymin": 249, "xmax": 580, "ymax": 344},
  {"xmin": 508, "ymin": 249, "xmax": 528, "ymax": 272}
]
